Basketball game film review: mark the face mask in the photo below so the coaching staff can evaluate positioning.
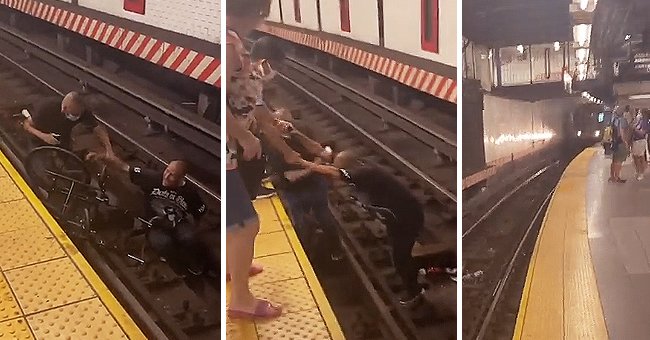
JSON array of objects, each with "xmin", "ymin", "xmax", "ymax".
[{"xmin": 65, "ymin": 113, "xmax": 80, "ymax": 121}]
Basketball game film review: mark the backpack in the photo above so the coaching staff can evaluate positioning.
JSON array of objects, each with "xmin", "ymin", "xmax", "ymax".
[
  {"xmin": 610, "ymin": 116, "xmax": 621, "ymax": 144},
  {"xmin": 602, "ymin": 125, "xmax": 613, "ymax": 143}
]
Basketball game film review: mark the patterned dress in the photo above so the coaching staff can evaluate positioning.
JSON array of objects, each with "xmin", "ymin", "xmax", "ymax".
[{"xmin": 226, "ymin": 29, "xmax": 264, "ymax": 170}]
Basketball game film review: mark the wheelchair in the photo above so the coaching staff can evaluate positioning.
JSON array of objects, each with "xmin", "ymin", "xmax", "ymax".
[
  {"xmin": 24, "ymin": 145, "xmax": 112, "ymax": 245},
  {"xmin": 23, "ymin": 144, "xmax": 207, "ymax": 277}
]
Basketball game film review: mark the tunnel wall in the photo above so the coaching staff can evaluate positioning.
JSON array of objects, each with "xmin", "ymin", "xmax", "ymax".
[{"xmin": 482, "ymin": 94, "xmax": 577, "ymax": 163}]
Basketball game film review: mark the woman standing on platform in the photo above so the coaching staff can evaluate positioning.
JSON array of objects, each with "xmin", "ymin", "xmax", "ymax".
[{"xmin": 224, "ymin": 0, "xmax": 282, "ymax": 319}]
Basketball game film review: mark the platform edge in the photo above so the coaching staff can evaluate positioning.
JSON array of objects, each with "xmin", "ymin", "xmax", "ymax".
[
  {"xmin": 270, "ymin": 195, "xmax": 345, "ymax": 340},
  {"xmin": 512, "ymin": 147, "xmax": 607, "ymax": 339},
  {"xmin": 0, "ymin": 151, "xmax": 146, "ymax": 340}
]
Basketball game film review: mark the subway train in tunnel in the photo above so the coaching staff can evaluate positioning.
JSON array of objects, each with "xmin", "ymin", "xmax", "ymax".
[{"xmin": 569, "ymin": 103, "xmax": 609, "ymax": 144}]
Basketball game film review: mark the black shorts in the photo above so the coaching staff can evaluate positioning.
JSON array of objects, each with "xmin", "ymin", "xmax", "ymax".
[{"xmin": 237, "ymin": 156, "xmax": 267, "ymax": 200}]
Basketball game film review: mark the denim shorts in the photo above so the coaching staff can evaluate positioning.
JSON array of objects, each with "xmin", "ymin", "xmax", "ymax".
[{"xmin": 226, "ymin": 169, "xmax": 258, "ymax": 229}]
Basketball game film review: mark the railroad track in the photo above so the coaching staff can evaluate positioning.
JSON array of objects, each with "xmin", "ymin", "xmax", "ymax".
[
  {"xmin": 263, "ymin": 49, "xmax": 457, "ymax": 339},
  {"xmin": 461, "ymin": 144, "xmax": 583, "ymax": 340},
  {"xmin": 0, "ymin": 19, "xmax": 219, "ymax": 340}
]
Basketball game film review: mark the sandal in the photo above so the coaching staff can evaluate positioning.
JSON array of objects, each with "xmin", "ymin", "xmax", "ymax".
[{"xmin": 227, "ymin": 299, "xmax": 282, "ymax": 319}]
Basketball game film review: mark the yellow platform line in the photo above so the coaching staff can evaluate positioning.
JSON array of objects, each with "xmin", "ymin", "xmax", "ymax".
[
  {"xmin": 0, "ymin": 151, "xmax": 146, "ymax": 339},
  {"xmin": 270, "ymin": 195, "xmax": 345, "ymax": 340},
  {"xmin": 513, "ymin": 147, "xmax": 608, "ymax": 340},
  {"xmin": 226, "ymin": 193, "xmax": 345, "ymax": 339}
]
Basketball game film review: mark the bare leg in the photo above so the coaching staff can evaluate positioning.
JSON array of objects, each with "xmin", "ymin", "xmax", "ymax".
[
  {"xmin": 614, "ymin": 162, "xmax": 623, "ymax": 180},
  {"xmin": 227, "ymin": 219, "xmax": 259, "ymax": 310},
  {"xmin": 634, "ymin": 156, "xmax": 642, "ymax": 175},
  {"xmin": 227, "ymin": 219, "xmax": 281, "ymax": 316}
]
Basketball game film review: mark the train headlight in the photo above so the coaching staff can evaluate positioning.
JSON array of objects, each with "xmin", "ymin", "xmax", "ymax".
[
  {"xmin": 594, "ymin": 130, "xmax": 601, "ymax": 137},
  {"xmin": 577, "ymin": 130, "xmax": 582, "ymax": 137}
]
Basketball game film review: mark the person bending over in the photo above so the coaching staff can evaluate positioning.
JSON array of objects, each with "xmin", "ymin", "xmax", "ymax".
[
  {"xmin": 90, "ymin": 153, "xmax": 207, "ymax": 275},
  {"xmin": 23, "ymin": 92, "xmax": 114, "ymax": 157},
  {"xmin": 311, "ymin": 150, "xmax": 425, "ymax": 305},
  {"xmin": 266, "ymin": 112, "xmax": 343, "ymax": 261}
]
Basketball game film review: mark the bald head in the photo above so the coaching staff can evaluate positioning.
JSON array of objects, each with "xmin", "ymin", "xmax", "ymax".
[
  {"xmin": 163, "ymin": 160, "xmax": 189, "ymax": 187},
  {"xmin": 333, "ymin": 150, "xmax": 359, "ymax": 169},
  {"xmin": 61, "ymin": 92, "xmax": 85, "ymax": 119}
]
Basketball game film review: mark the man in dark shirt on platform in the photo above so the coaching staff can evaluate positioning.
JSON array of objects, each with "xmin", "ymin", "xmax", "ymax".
[
  {"xmin": 23, "ymin": 92, "xmax": 114, "ymax": 157},
  {"xmin": 90, "ymin": 152, "xmax": 207, "ymax": 274},
  {"xmin": 312, "ymin": 150, "xmax": 425, "ymax": 305}
]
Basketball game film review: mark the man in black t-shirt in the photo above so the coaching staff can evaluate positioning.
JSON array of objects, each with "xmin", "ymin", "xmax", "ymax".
[
  {"xmin": 90, "ymin": 152, "xmax": 207, "ymax": 274},
  {"xmin": 23, "ymin": 92, "xmax": 114, "ymax": 157},
  {"xmin": 312, "ymin": 150, "xmax": 425, "ymax": 305}
]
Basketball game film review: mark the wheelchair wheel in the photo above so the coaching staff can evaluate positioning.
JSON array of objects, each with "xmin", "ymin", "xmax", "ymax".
[{"xmin": 24, "ymin": 146, "xmax": 90, "ymax": 191}]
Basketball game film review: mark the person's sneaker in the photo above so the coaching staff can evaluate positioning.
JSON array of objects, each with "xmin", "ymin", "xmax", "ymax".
[
  {"xmin": 399, "ymin": 288, "xmax": 425, "ymax": 306},
  {"xmin": 637, "ymin": 174, "xmax": 644, "ymax": 181},
  {"xmin": 256, "ymin": 186, "xmax": 276, "ymax": 199}
]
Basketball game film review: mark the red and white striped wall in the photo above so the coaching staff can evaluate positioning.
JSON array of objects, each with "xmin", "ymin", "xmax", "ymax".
[
  {"xmin": 259, "ymin": 23, "xmax": 457, "ymax": 104},
  {"xmin": 0, "ymin": 0, "xmax": 221, "ymax": 87}
]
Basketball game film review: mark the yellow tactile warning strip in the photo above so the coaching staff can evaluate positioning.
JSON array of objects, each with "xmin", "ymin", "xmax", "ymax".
[
  {"xmin": 513, "ymin": 147, "xmax": 608, "ymax": 339},
  {"xmin": 0, "ymin": 150, "xmax": 145, "ymax": 339},
  {"xmin": 226, "ymin": 195, "xmax": 345, "ymax": 340}
]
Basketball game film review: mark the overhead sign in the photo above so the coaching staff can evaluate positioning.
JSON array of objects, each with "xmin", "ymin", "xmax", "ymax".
[{"xmin": 632, "ymin": 52, "xmax": 650, "ymax": 74}]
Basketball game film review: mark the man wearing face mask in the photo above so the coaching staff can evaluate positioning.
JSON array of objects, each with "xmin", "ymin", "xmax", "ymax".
[{"xmin": 23, "ymin": 92, "xmax": 114, "ymax": 158}]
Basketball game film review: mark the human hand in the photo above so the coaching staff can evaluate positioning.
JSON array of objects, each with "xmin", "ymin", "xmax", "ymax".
[
  {"xmin": 85, "ymin": 151, "xmax": 102, "ymax": 162},
  {"xmin": 276, "ymin": 120, "xmax": 294, "ymax": 134},
  {"xmin": 319, "ymin": 146, "xmax": 333, "ymax": 163},
  {"xmin": 240, "ymin": 132, "xmax": 262, "ymax": 161},
  {"xmin": 41, "ymin": 133, "xmax": 60, "ymax": 145}
]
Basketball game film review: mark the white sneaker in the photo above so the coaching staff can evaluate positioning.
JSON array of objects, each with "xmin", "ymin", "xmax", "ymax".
[{"xmin": 637, "ymin": 174, "xmax": 644, "ymax": 181}]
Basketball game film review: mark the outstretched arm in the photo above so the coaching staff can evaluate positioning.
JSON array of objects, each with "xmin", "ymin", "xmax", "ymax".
[
  {"xmin": 254, "ymin": 105, "xmax": 306, "ymax": 165},
  {"xmin": 23, "ymin": 117, "xmax": 59, "ymax": 145},
  {"xmin": 289, "ymin": 129, "xmax": 327, "ymax": 159},
  {"xmin": 309, "ymin": 164, "xmax": 342, "ymax": 179},
  {"xmin": 93, "ymin": 125, "xmax": 114, "ymax": 156},
  {"xmin": 87, "ymin": 152, "xmax": 129, "ymax": 172}
]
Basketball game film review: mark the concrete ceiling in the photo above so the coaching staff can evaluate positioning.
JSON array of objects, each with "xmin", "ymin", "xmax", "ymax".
[
  {"xmin": 591, "ymin": 0, "xmax": 650, "ymax": 60},
  {"xmin": 463, "ymin": 0, "xmax": 572, "ymax": 47}
]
